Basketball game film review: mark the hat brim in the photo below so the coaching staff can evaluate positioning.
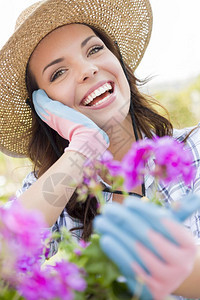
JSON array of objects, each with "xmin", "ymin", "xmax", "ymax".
[{"xmin": 0, "ymin": 0, "xmax": 152, "ymax": 157}]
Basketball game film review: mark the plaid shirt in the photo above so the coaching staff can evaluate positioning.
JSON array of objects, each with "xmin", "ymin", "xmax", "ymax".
[
  {"xmin": 16, "ymin": 124, "xmax": 200, "ymax": 300},
  {"xmin": 17, "ymin": 124, "xmax": 200, "ymax": 245}
]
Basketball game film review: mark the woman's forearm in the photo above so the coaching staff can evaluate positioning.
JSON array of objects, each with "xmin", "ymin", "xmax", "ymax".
[{"xmin": 19, "ymin": 150, "xmax": 86, "ymax": 226}]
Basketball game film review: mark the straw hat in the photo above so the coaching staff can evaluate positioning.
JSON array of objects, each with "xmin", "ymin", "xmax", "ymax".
[{"xmin": 0, "ymin": 0, "xmax": 152, "ymax": 157}]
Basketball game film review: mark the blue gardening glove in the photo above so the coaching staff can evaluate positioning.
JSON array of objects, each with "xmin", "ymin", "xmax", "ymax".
[
  {"xmin": 94, "ymin": 194, "xmax": 200, "ymax": 300},
  {"xmin": 33, "ymin": 89, "xmax": 109, "ymax": 159}
]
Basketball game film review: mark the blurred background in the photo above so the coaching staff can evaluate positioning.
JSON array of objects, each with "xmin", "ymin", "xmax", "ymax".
[{"xmin": 0, "ymin": 0, "xmax": 200, "ymax": 201}]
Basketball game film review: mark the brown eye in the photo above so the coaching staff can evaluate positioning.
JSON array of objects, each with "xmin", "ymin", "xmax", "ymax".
[
  {"xmin": 51, "ymin": 69, "xmax": 66, "ymax": 82},
  {"xmin": 88, "ymin": 45, "xmax": 104, "ymax": 57}
]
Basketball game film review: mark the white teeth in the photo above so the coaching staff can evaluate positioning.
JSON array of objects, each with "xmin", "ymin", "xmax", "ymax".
[
  {"xmin": 92, "ymin": 94, "xmax": 110, "ymax": 107},
  {"xmin": 105, "ymin": 83, "xmax": 110, "ymax": 89},
  {"xmin": 83, "ymin": 82, "xmax": 112, "ymax": 106},
  {"xmin": 88, "ymin": 95, "xmax": 93, "ymax": 101},
  {"xmin": 91, "ymin": 92, "xmax": 96, "ymax": 99},
  {"xmin": 84, "ymin": 95, "xmax": 93, "ymax": 105},
  {"xmin": 95, "ymin": 89, "xmax": 101, "ymax": 97},
  {"xmin": 99, "ymin": 87, "xmax": 105, "ymax": 94}
]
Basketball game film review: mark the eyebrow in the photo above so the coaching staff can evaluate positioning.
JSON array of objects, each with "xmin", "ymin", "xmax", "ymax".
[
  {"xmin": 81, "ymin": 35, "xmax": 96, "ymax": 48},
  {"xmin": 43, "ymin": 57, "xmax": 65, "ymax": 74},
  {"xmin": 42, "ymin": 35, "xmax": 96, "ymax": 74}
]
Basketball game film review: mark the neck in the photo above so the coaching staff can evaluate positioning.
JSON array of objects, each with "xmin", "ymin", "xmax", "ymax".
[{"xmin": 106, "ymin": 113, "xmax": 136, "ymax": 161}]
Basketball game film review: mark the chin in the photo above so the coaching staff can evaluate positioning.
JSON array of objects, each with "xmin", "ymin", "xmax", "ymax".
[{"xmin": 100, "ymin": 110, "xmax": 129, "ymax": 132}]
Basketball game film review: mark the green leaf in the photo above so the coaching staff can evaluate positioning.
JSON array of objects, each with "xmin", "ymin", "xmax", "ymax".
[
  {"xmin": 80, "ymin": 235, "xmax": 122, "ymax": 289},
  {"xmin": 112, "ymin": 281, "xmax": 133, "ymax": 299}
]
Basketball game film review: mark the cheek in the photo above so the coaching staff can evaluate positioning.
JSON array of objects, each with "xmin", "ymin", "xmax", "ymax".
[
  {"xmin": 102, "ymin": 55, "xmax": 122, "ymax": 74},
  {"xmin": 46, "ymin": 85, "xmax": 75, "ymax": 107},
  {"xmin": 105, "ymin": 56, "xmax": 130, "ymax": 94}
]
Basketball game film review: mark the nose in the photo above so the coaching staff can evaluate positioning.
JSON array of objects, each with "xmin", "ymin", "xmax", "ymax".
[{"xmin": 76, "ymin": 60, "xmax": 98, "ymax": 83}]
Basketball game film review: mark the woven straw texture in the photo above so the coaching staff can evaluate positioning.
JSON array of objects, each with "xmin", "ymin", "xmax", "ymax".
[{"xmin": 0, "ymin": 0, "xmax": 152, "ymax": 157}]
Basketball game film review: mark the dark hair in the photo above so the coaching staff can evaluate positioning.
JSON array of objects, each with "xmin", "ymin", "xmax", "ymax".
[{"xmin": 26, "ymin": 24, "xmax": 173, "ymax": 240}]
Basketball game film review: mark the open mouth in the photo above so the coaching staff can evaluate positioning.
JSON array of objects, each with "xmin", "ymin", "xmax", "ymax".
[{"xmin": 82, "ymin": 82, "xmax": 114, "ymax": 107}]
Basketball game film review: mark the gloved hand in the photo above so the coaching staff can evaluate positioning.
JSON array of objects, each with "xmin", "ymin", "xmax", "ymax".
[
  {"xmin": 32, "ymin": 89, "xmax": 109, "ymax": 159},
  {"xmin": 94, "ymin": 194, "xmax": 200, "ymax": 299}
]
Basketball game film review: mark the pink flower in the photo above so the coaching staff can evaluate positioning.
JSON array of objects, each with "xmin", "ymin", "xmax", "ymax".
[
  {"xmin": 100, "ymin": 150, "xmax": 122, "ymax": 176},
  {"xmin": 74, "ymin": 248, "xmax": 82, "ymax": 256},
  {"xmin": 0, "ymin": 200, "xmax": 86, "ymax": 299},
  {"xmin": 100, "ymin": 150, "xmax": 113, "ymax": 163},
  {"xmin": 79, "ymin": 239, "xmax": 90, "ymax": 248},
  {"xmin": 74, "ymin": 239, "xmax": 90, "ymax": 256},
  {"xmin": 17, "ymin": 265, "xmax": 61, "ymax": 300},
  {"xmin": 101, "ymin": 137, "xmax": 195, "ymax": 192},
  {"xmin": 82, "ymin": 159, "xmax": 99, "ymax": 186},
  {"xmin": 113, "ymin": 139, "xmax": 154, "ymax": 190},
  {"xmin": 0, "ymin": 200, "xmax": 48, "ymax": 251},
  {"xmin": 153, "ymin": 136, "xmax": 195, "ymax": 184},
  {"xmin": 0, "ymin": 200, "xmax": 50, "ymax": 280},
  {"xmin": 18, "ymin": 261, "xmax": 86, "ymax": 300},
  {"xmin": 53, "ymin": 261, "xmax": 86, "ymax": 292}
]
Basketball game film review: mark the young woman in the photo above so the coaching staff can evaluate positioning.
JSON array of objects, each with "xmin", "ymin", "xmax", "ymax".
[{"xmin": 0, "ymin": 0, "xmax": 200, "ymax": 298}]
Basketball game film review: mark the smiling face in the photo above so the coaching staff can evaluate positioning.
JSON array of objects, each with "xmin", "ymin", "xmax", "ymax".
[{"xmin": 29, "ymin": 24, "xmax": 131, "ymax": 130}]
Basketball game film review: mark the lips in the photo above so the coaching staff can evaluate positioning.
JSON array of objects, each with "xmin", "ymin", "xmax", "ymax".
[{"xmin": 80, "ymin": 81, "xmax": 114, "ymax": 107}]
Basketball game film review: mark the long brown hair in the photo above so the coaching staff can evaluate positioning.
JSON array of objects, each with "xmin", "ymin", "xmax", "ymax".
[{"xmin": 26, "ymin": 24, "xmax": 173, "ymax": 240}]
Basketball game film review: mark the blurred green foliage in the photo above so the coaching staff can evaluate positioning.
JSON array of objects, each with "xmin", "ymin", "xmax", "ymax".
[
  {"xmin": 0, "ymin": 153, "xmax": 31, "ymax": 203},
  {"xmin": 0, "ymin": 75, "xmax": 200, "ymax": 201},
  {"xmin": 154, "ymin": 75, "xmax": 200, "ymax": 128}
]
